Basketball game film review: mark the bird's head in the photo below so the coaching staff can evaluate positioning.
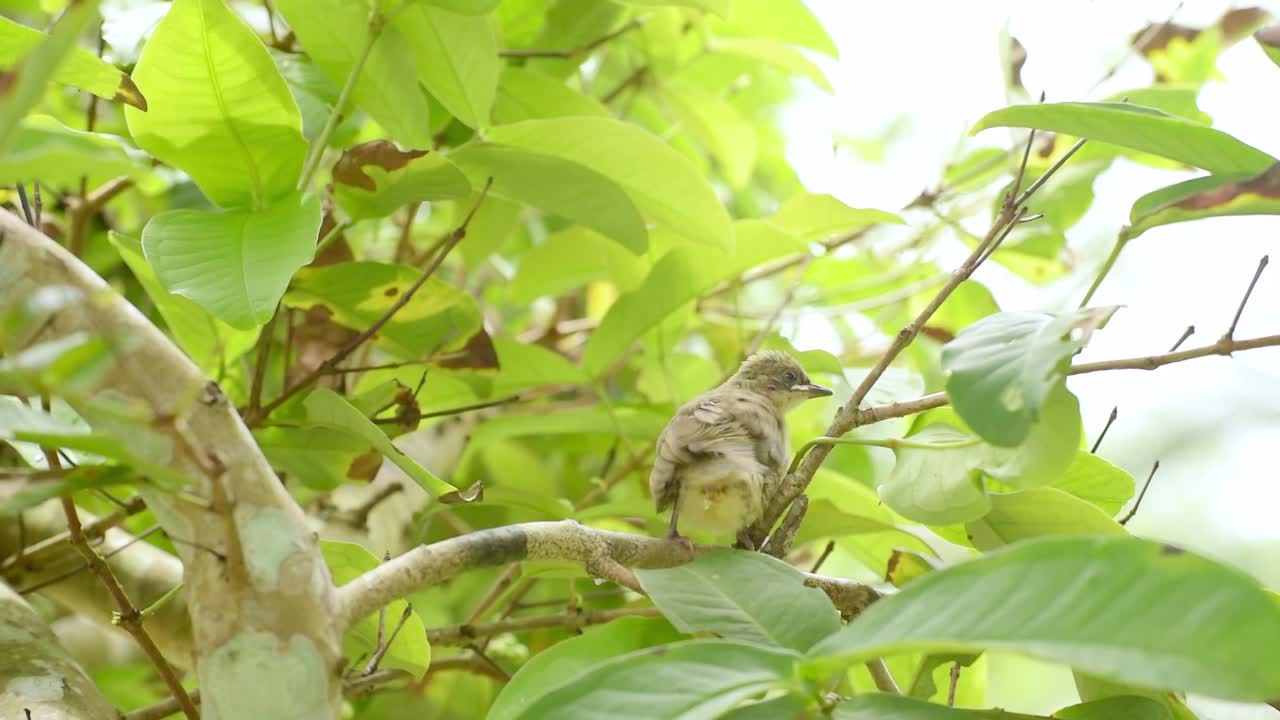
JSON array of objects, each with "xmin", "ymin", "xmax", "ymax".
[{"xmin": 727, "ymin": 350, "xmax": 833, "ymax": 412}]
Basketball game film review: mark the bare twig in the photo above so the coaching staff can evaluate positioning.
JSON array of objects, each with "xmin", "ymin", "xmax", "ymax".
[
  {"xmin": 601, "ymin": 65, "xmax": 649, "ymax": 103},
  {"xmin": 1222, "ymin": 255, "xmax": 1268, "ymax": 342},
  {"xmin": 1119, "ymin": 460, "xmax": 1159, "ymax": 525},
  {"xmin": 363, "ymin": 604, "xmax": 413, "ymax": 675},
  {"xmin": 428, "ymin": 606, "xmax": 661, "ymax": 646},
  {"xmin": 1, "ymin": 495, "xmax": 146, "ymax": 573},
  {"xmin": 252, "ymin": 179, "xmax": 493, "ymax": 422},
  {"xmin": 1169, "ymin": 325, "xmax": 1195, "ymax": 352},
  {"xmin": 67, "ymin": 175, "xmax": 134, "ymax": 256},
  {"xmin": 465, "ymin": 565, "xmax": 522, "ymax": 625},
  {"xmin": 947, "ymin": 662, "xmax": 961, "ymax": 705},
  {"xmin": 16, "ymin": 182, "xmax": 35, "ymax": 226},
  {"xmin": 865, "ymin": 658, "xmax": 901, "ymax": 694},
  {"xmin": 16, "ymin": 524, "xmax": 162, "ymax": 595},
  {"xmin": 248, "ymin": 305, "xmax": 279, "ymax": 415},
  {"xmin": 1090, "ymin": 406, "xmax": 1118, "ymax": 454},
  {"xmin": 501, "ymin": 18, "xmax": 641, "ymax": 59},
  {"xmin": 808, "ymin": 541, "xmax": 836, "ymax": 573}
]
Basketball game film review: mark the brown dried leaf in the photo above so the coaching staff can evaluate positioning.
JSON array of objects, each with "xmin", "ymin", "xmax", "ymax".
[
  {"xmin": 346, "ymin": 448, "xmax": 382, "ymax": 482},
  {"xmin": 332, "ymin": 140, "xmax": 430, "ymax": 192},
  {"xmin": 1175, "ymin": 162, "xmax": 1280, "ymax": 210},
  {"xmin": 436, "ymin": 328, "xmax": 500, "ymax": 370}
]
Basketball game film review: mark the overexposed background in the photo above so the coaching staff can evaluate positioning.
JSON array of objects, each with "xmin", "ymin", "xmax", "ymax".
[{"xmin": 785, "ymin": 2, "xmax": 1280, "ymax": 716}]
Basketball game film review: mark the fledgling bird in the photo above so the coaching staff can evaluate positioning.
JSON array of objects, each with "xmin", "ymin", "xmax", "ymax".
[{"xmin": 649, "ymin": 350, "xmax": 832, "ymax": 550}]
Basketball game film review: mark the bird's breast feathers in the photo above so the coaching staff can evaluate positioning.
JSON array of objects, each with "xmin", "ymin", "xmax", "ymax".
[{"xmin": 676, "ymin": 445, "xmax": 768, "ymax": 534}]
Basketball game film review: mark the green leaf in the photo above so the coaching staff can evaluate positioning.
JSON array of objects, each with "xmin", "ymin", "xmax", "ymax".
[
  {"xmin": 1052, "ymin": 451, "xmax": 1135, "ymax": 516},
  {"xmin": 321, "ymin": 540, "xmax": 431, "ymax": 677},
  {"xmin": 273, "ymin": 0, "xmax": 436, "ymax": 148},
  {"xmin": 0, "ymin": 14, "xmax": 146, "ymax": 109},
  {"xmin": 0, "ymin": 1, "xmax": 99, "ymax": 152},
  {"xmin": 124, "ymin": 0, "xmax": 307, "ymax": 208},
  {"xmin": 303, "ymin": 389, "xmax": 466, "ymax": 499},
  {"xmin": 966, "ymin": 487, "xmax": 1125, "ymax": 551},
  {"xmin": 1257, "ymin": 25, "xmax": 1280, "ymax": 69},
  {"xmin": 878, "ymin": 424, "xmax": 991, "ymax": 525},
  {"xmin": 395, "ymin": 5, "xmax": 498, "ymax": 128},
  {"xmin": 1124, "ymin": 163, "xmax": 1280, "ymax": 241},
  {"xmin": 834, "ymin": 694, "xmax": 1043, "ymax": 719},
  {"xmin": 659, "ymin": 82, "xmax": 758, "ymax": 189},
  {"xmin": 415, "ymin": 0, "xmax": 501, "ymax": 13},
  {"xmin": 766, "ymin": 192, "xmax": 904, "ymax": 241},
  {"xmin": 1102, "ymin": 85, "xmax": 1210, "ymax": 124},
  {"xmin": 0, "ymin": 464, "xmax": 143, "ymax": 516},
  {"xmin": 141, "ymin": 192, "xmax": 321, "ymax": 330},
  {"xmin": 482, "ymin": 117, "xmax": 732, "ymax": 248},
  {"xmin": 713, "ymin": 38, "xmax": 831, "ymax": 91},
  {"xmin": 284, "ymin": 261, "xmax": 482, "ymax": 359},
  {"xmin": 488, "ymin": 336, "xmax": 590, "ymax": 396},
  {"xmin": 108, "ymin": 232, "xmax": 259, "ymax": 374},
  {"xmin": 254, "ymin": 426, "xmax": 378, "ymax": 491},
  {"xmin": 0, "ymin": 115, "xmax": 145, "ymax": 188},
  {"xmin": 980, "ymin": 383, "xmax": 1081, "ymax": 490},
  {"xmin": 620, "ymin": 0, "xmax": 730, "ymax": 18},
  {"xmin": 941, "ymin": 308, "xmax": 1113, "ymax": 447},
  {"xmin": 491, "ymin": 67, "xmax": 610, "ymax": 123},
  {"xmin": 514, "ymin": 640, "xmax": 803, "ymax": 720},
  {"xmin": 583, "ymin": 221, "xmax": 806, "ymax": 375},
  {"xmin": 468, "ymin": 407, "xmax": 668, "ymax": 447},
  {"xmin": 1054, "ymin": 696, "xmax": 1172, "ymax": 720},
  {"xmin": 332, "ymin": 140, "xmax": 471, "ymax": 220},
  {"xmin": 451, "ymin": 143, "xmax": 649, "ymax": 252},
  {"xmin": 489, "ymin": 616, "xmax": 684, "ymax": 720},
  {"xmin": 971, "ymin": 102, "xmax": 1275, "ymax": 176},
  {"xmin": 808, "ymin": 536, "xmax": 1280, "ymax": 701},
  {"xmin": 636, "ymin": 549, "xmax": 841, "ymax": 652},
  {"xmin": 510, "ymin": 226, "xmax": 647, "ymax": 303},
  {"xmin": 0, "ymin": 396, "xmax": 128, "ymax": 460},
  {"xmin": 706, "ymin": 0, "xmax": 838, "ymax": 57}
]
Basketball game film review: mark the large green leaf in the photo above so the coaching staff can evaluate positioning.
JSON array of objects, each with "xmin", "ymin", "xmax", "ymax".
[
  {"xmin": 417, "ymin": 0, "xmax": 501, "ymax": 13},
  {"xmin": 321, "ymin": 540, "xmax": 431, "ymax": 677},
  {"xmin": 489, "ymin": 617, "xmax": 683, "ymax": 720},
  {"xmin": 488, "ymin": 336, "xmax": 590, "ymax": 396},
  {"xmin": 0, "ymin": 1, "xmax": 99, "ymax": 152},
  {"xmin": 878, "ymin": 424, "xmax": 991, "ymax": 525},
  {"xmin": 1124, "ymin": 162, "xmax": 1280, "ymax": 241},
  {"xmin": 450, "ymin": 143, "xmax": 649, "ymax": 252},
  {"xmin": 492, "ymin": 67, "xmax": 611, "ymax": 123},
  {"xmin": 808, "ymin": 536, "xmax": 1280, "ymax": 701},
  {"xmin": 713, "ymin": 38, "xmax": 831, "ymax": 91},
  {"xmin": 125, "ymin": 0, "xmax": 307, "ymax": 208},
  {"xmin": 583, "ymin": 220, "xmax": 806, "ymax": 375},
  {"xmin": 284, "ymin": 261, "xmax": 482, "ymax": 359},
  {"xmin": 966, "ymin": 487, "xmax": 1125, "ymax": 551},
  {"xmin": 482, "ymin": 117, "xmax": 732, "ymax": 248},
  {"xmin": 331, "ymin": 140, "xmax": 471, "ymax": 220},
  {"xmin": 1054, "ymin": 696, "xmax": 1172, "ymax": 720},
  {"xmin": 0, "ymin": 115, "xmax": 145, "ymax": 188},
  {"xmin": 142, "ymin": 192, "xmax": 321, "ymax": 330},
  {"xmin": 302, "ymin": 389, "xmax": 464, "ymax": 499},
  {"xmin": 766, "ymin": 192, "xmax": 903, "ymax": 241},
  {"xmin": 660, "ymin": 82, "xmax": 758, "ymax": 189},
  {"xmin": 395, "ymin": 5, "xmax": 498, "ymax": 129},
  {"xmin": 254, "ymin": 426, "xmax": 378, "ymax": 491},
  {"xmin": 0, "ymin": 14, "xmax": 146, "ymax": 109},
  {"xmin": 972, "ymin": 102, "xmax": 1275, "ymax": 176},
  {"xmin": 0, "ymin": 396, "xmax": 128, "ymax": 462},
  {"xmin": 621, "ymin": 0, "xmax": 730, "ymax": 17},
  {"xmin": 1052, "ymin": 451, "xmax": 1135, "ymax": 516},
  {"xmin": 706, "ymin": 0, "xmax": 837, "ymax": 57},
  {"xmin": 941, "ymin": 308, "xmax": 1112, "ymax": 447},
  {"xmin": 467, "ymin": 407, "xmax": 668, "ymax": 447},
  {"xmin": 834, "ymin": 694, "xmax": 1044, "ymax": 719},
  {"xmin": 109, "ymin": 232, "xmax": 259, "ymax": 374},
  {"xmin": 510, "ymin": 226, "xmax": 647, "ymax": 302},
  {"xmin": 273, "ymin": 0, "xmax": 435, "ymax": 148},
  {"xmin": 513, "ymin": 640, "xmax": 803, "ymax": 720},
  {"xmin": 636, "ymin": 549, "xmax": 840, "ymax": 652},
  {"xmin": 979, "ymin": 383, "xmax": 1081, "ymax": 490}
]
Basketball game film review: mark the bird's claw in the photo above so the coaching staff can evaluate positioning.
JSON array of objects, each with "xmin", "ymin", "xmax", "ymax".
[
  {"xmin": 665, "ymin": 530, "xmax": 695, "ymax": 554},
  {"xmin": 734, "ymin": 529, "xmax": 756, "ymax": 552}
]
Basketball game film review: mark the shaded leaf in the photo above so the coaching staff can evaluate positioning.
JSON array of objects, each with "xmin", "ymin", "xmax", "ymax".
[
  {"xmin": 1125, "ymin": 162, "xmax": 1280, "ymax": 241},
  {"xmin": 0, "ymin": 115, "xmax": 145, "ymax": 188},
  {"xmin": 0, "ymin": 1, "xmax": 99, "ymax": 152},
  {"xmin": 636, "ymin": 549, "xmax": 840, "ymax": 651},
  {"xmin": 332, "ymin": 140, "xmax": 471, "ymax": 220},
  {"xmin": 972, "ymin": 102, "xmax": 1275, "ymax": 176},
  {"xmin": 321, "ymin": 540, "xmax": 431, "ymax": 677},
  {"xmin": 488, "ymin": 337, "xmax": 590, "ymax": 396},
  {"xmin": 0, "ymin": 465, "xmax": 138, "ymax": 516},
  {"xmin": 808, "ymin": 536, "xmax": 1280, "ymax": 702},
  {"xmin": 835, "ymin": 694, "xmax": 1042, "ymax": 719},
  {"xmin": 284, "ymin": 261, "xmax": 482, "ymax": 359},
  {"xmin": 1052, "ymin": 451, "xmax": 1135, "ymax": 516},
  {"xmin": 511, "ymin": 226, "xmax": 647, "ymax": 303},
  {"xmin": 142, "ymin": 192, "xmax": 321, "ymax": 329},
  {"xmin": 254, "ymin": 426, "xmax": 378, "ymax": 491},
  {"xmin": 125, "ymin": 0, "xmax": 307, "ymax": 208},
  {"xmin": 514, "ymin": 640, "xmax": 802, "ymax": 720},
  {"xmin": 878, "ymin": 424, "xmax": 991, "ymax": 525},
  {"xmin": 1055, "ymin": 696, "xmax": 1172, "ymax": 720},
  {"xmin": 966, "ymin": 487, "xmax": 1125, "ymax": 551}
]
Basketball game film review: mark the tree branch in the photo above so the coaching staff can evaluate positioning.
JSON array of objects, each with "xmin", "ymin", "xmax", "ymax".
[{"xmin": 427, "ymin": 606, "xmax": 662, "ymax": 646}]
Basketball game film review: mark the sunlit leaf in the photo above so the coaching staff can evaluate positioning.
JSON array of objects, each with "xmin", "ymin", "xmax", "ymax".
[
  {"xmin": 620, "ymin": 0, "xmax": 729, "ymax": 17},
  {"xmin": 808, "ymin": 536, "xmax": 1280, "ymax": 701},
  {"xmin": 395, "ymin": 4, "xmax": 498, "ymax": 129},
  {"xmin": 510, "ymin": 226, "xmax": 647, "ymax": 302},
  {"xmin": 766, "ymin": 192, "xmax": 903, "ymax": 241},
  {"xmin": 0, "ymin": 1, "xmax": 99, "ymax": 152},
  {"xmin": 1124, "ymin": 162, "xmax": 1280, "ymax": 241},
  {"xmin": 332, "ymin": 140, "xmax": 471, "ymax": 220},
  {"xmin": 1052, "ymin": 451, "xmax": 1135, "ymax": 516},
  {"xmin": 321, "ymin": 540, "xmax": 431, "ymax": 676},
  {"xmin": 142, "ymin": 192, "xmax": 321, "ymax": 329},
  {"xmin": 125, "ymin": 0, "xmax": 307, "ymax": 208},
  {"xmin": 706, "ymin": 0, "xmax": 837, "ymax": 57},
  {"xmin": 714, "ymin": 38, "xmax": 831, "ymax": 91},
  {"xmin": 492, "ymin": 67, "xmax": 610, "ymax": 123},
  {"xmin": 660, "ymin": 82, "xmax": 758, "ymax": 188},
  {"xmin": 254, "ymin": 426, "xmax": 378, "ymax": 491},
  {"xmin": 0, "ymin": 14, "xmax": 146, "ymax": 108}
]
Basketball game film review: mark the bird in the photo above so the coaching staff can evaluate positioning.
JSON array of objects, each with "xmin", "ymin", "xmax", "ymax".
[{"xmin": 649, "ymin": 350, "xmax": 832, "ymax": 550}]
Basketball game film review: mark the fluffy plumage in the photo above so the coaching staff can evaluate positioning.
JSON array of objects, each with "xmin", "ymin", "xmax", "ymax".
[{"xmin": 649, "ymin": 351, "xmax": 831, "ymax": 549}]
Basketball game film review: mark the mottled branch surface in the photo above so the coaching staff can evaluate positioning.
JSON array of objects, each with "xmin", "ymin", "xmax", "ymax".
[
  {"xmin": 0, "ymin": 209, "xmax": 343, "ymax": 719},
  {"xmin": 0, "ymin": 580, "xmax": 117, "ymax": 720}
]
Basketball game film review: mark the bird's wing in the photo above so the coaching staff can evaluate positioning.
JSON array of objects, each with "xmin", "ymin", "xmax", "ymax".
[{"xmin": 649, "ymin": 394, "xmax": 753, "ymax": 512}]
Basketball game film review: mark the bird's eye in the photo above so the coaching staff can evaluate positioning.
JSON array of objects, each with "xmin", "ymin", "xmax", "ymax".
[{"xmin": 782, "ymin": 370, "xmax": 799, "ymax": 385}]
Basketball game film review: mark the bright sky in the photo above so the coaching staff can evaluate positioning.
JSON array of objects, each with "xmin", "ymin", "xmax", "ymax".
[{"xmin": 785, "ymin": 4, "xmax": 1280, "ymax": 714}]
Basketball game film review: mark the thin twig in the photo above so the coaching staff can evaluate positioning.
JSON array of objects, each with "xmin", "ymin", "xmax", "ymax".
[
  {"xmin": 15, "ymin": 525, "xmax": 162, "ymax": 595},
  {"xmin": 427, "ymin": 607, "xmax": 661, "ymax": 645},
  {"xmin": 947, "ymin": 662, "xmax": 961, "ymax": 705},
  {"xmin": 68, "ymin": 175, "xmax": 133, "ymax": 256},
  {"xmin": 248, "ymin": 306, "xmax": 279, "ymax": 415},
  {"xmin": 865, "ymin": 658, "xmax": 901, "ymax": 694},
  {"xmin": 1222, "ymin": 255, "xmax": 1268, "ymax": 342},
  {"xmin": 363, "ymin": 604, "xmax": 413, "ymax": 675},
  {"xmin": 1119, "ymin": 460, "xmax": 1159, "ymax": 525},
  {"xmin": 808, "ymin": 541, "xmax": 836, "ymax": 573},
  {"xmin": 1169, "ymin": 325, "xmax": 1195, "ymax": 352},
  {"xmin": 252, "ymin": 179, "xmax": 493, "ymax": 422},
  {"xmin": 500, "ymin": 18, "xmax": 641, "ymax": 59},
  {"xmin": 1, "ymin": 496, "xmax": 146, "ymax": 573},
  {"xmin": 1090, "ymin": 407, "xmax": 1118, "ymax": 454},
  {"xmin": 16, "ymin": 182, "xmax": 35, "ymax": 226},
  {"xmin": 601, "ymin": 65, "xmax": 648, "ymax": 103},
  {"xmin": 465, "ymin": 565, "xmax": 522, "ymax": 625}
]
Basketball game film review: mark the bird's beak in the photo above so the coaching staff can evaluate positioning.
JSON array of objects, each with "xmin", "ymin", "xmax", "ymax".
[{"xmin": 793, "ymin": 383, "xmax": 833, "ymax": 398}]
